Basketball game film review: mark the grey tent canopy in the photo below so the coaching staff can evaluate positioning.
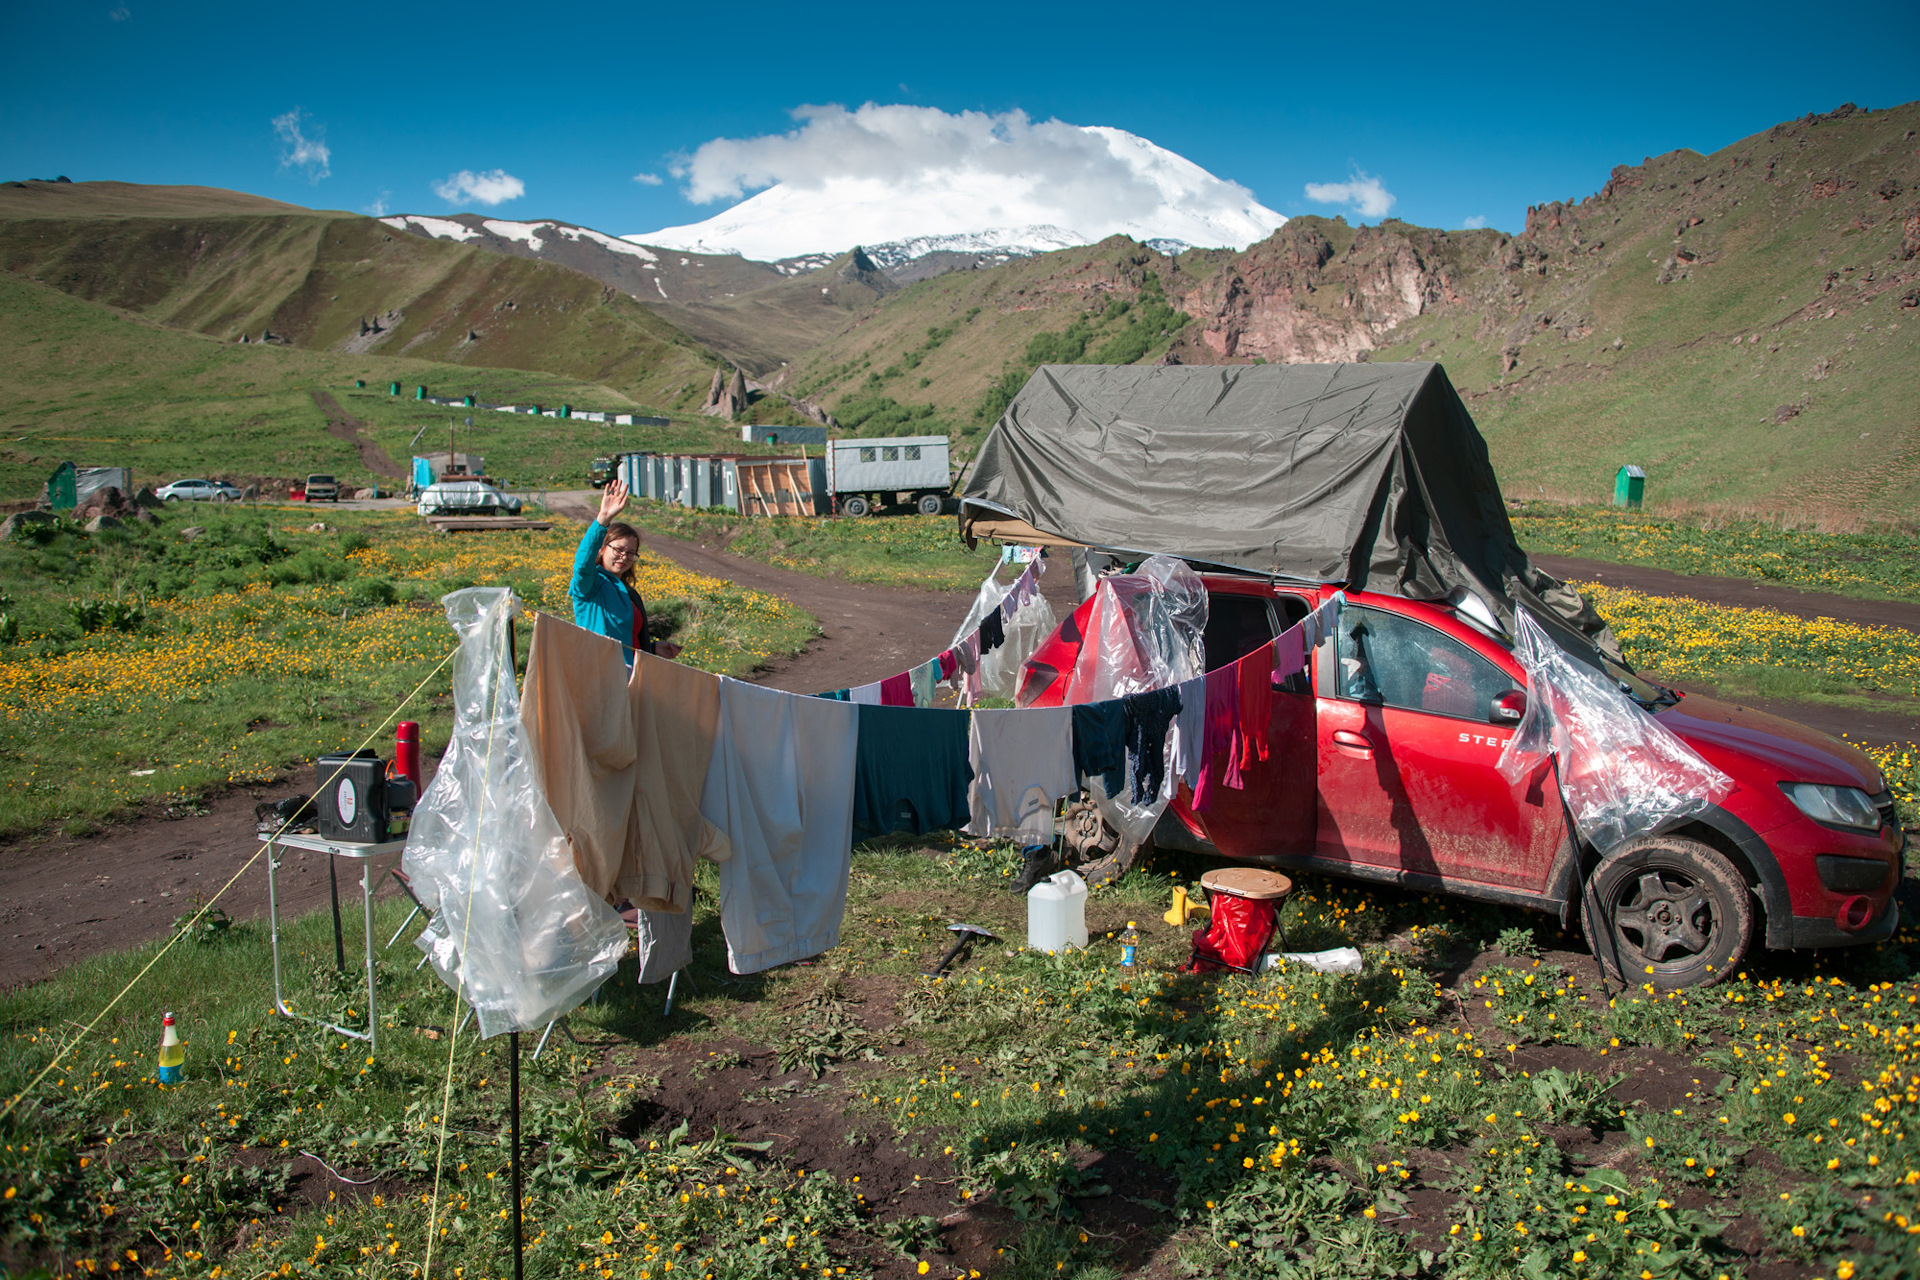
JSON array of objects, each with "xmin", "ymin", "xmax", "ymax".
[{"xmin": 960, "ymin": 361, "xmax": 1617, "ymax": 660}]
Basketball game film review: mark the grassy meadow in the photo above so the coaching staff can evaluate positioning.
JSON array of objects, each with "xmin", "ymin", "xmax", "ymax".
[
  {"xmin": 0, "ymin": 504, "xmax": 816, "ymax": 838},
  {"xmin": 6, "ymin": 834, "xmax": 1920, "ymax": 1279}
]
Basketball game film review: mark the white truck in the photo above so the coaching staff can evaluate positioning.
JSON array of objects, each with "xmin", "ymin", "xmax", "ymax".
[{"xmin": 824, "ymin": 435, "xmax": 951, "ymax": 517}]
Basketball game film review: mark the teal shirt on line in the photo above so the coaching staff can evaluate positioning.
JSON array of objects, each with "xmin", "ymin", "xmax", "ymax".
[{"xmin": 570, "ymin": 521, "xmax": 652, "ymax": 665}]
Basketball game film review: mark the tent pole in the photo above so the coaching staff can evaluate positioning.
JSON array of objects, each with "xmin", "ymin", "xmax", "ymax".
[{"xmin": 509, "ymin": 1029, "xmax": 524, "ymax": 1280}]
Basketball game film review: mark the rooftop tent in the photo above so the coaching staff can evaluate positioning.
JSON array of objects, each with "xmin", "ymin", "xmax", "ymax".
[{"xmin": 960, "ymin": 362, "xmax": 1618, "ymax": 662}]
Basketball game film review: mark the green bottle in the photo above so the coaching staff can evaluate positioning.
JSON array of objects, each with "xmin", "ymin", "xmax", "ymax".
[{"xmin": 157, "ymin": 1011, "xmax": 184, "ymax": 1084}]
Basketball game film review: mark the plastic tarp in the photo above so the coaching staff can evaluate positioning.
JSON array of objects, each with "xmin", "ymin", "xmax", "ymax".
[
  {"xmin": 402, "ymin": 587, "xmax": 630, "ymax": 1038},
  {"xmin": 1497, "ymin": 611, "xmax": 1733, "ymax": 853},
  {"xmin": 1016, "ymin": 555, "xmax": 1208, "ymax": 707},
  {"xmin": 960, "ymin": 362, "xmax": 1619, "ymax": 664},
  {"xmin": 948, "ymin": 560, "xmax": 1057, "ymax": 703}
]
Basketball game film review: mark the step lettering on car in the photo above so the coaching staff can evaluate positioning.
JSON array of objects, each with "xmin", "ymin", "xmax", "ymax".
[{"xmin": 1458, "ymin": 733, "xmax": 1514, "ymax": 748}]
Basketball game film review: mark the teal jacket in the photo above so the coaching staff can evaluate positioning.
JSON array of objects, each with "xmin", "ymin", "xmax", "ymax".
[{"xmin": 570, "ymin": 521, "xmax": 652, "ymax": 665}]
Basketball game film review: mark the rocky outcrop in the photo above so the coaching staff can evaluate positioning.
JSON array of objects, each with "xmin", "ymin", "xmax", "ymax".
[
  {"xmin": 1177, "ymin": 219, "xmax": 1464, "ymax": 363},
  {"xmin": 700, "ymin": 367, "xmax": 752, "ymax": 418}
]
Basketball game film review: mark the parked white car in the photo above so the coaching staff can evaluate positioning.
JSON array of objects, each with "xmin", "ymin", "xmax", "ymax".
[
  {"xmin": 417, "ymin": 479, "xmax": 522, "ymax": 517},
  {"xmin": 156, "ymin": 478, "xmax": 244, "ymax": 503}
]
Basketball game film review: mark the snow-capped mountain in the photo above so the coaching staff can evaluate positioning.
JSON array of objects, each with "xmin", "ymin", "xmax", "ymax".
[{"xmin": 629, "ymin": 124, "xmax": 1283, "ymax": 262}]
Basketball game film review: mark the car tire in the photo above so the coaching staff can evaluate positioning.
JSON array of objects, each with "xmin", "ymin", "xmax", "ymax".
[
  {"xmin": 916, "ymin": 493, "xmax": 944, "ymax": 516},
  {"xmin": 841, "ymin": 495, "xmax": 871, "ymax": 518},
  {"xmin": 216, "ymin": 492, "xmax": 233, "ymax": 503},
  {"xmin": 1583, "ymin": 836, "xmax": 1753, "ymax": 991}
]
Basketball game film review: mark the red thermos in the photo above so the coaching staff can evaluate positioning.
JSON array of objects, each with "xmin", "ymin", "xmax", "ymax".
[{"xmin": 395, "ymin": 721, "xmax": 421, "ymax": 790}]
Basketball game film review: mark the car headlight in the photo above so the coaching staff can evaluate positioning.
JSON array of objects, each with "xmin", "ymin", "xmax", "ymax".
[{"xmin": 1780, "ymin": 782, "xmax": 1883, "ymax": 831}]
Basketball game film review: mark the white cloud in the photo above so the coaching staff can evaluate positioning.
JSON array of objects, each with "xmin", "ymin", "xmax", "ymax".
[
  {"xmin": 631, "ymin": 171, "xmax": 663, "ymax": 186},
  {"xmin": 272, "ymin": 107, "xmax": 330, "ymax": 182},
  {"xmin": 432, "ymin": 168, "xmax": 525, "ymax": 206},
  {"xmin": 1462, "ymin": 214, "xmax": 1488, "ymax": 230},
  {"xmin": 641, "ymin": 102, "xmax": 1284, "ymax": 258},
  {"xmin": 364, "ymin": 192, "xmax": 390, "ymax": 217},
  {"xmin": 1304, "ymin": 169, "xmax": 1395, "ymax": 219},
  {"xmin": 109, "ymin": 6, "xmax": 130, "ymax": 19}
]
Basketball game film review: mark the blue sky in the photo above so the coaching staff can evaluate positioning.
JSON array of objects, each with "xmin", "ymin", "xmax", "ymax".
[{"xmin": 3, "ymin": 0, "xmax": 1916, "ymax": 245}]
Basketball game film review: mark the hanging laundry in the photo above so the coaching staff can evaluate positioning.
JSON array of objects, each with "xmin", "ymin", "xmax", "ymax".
[
  {"xmin": 1273, "ymin": 625, "xmax": 1307, "ymax": 684},
  {"xmin": 850, "ymin": 682, "xmax": 884, "ymax": 706},
  {"xmin": 815, "ymin": 688, "xmax": 850, "ymax": 701},
  {"xmin": 1233, "ymin": 642, "xmax": 1274, "ymax": 777},
  {"xmin": 853, "ymin": 705, "xmax": 973, "ymax": 838},
  {"xmin": 699, "ymin": 679, "xmax": 859, "ymax": 975},
  {"xmin": 629, "ymin": 651, "xmax": 730, "ymax": 912},
  {"xmin": 1071, "ymin": 701, "xmax": 1129, "ymax": 799},
  {"xmin": 1122, "ymin": 686, "xmax": 1182, "ymax": 803},
  {"xmin": 879, "ymin": 671, "xmax": 914, "ymax": 707},
  {"xmin": 520, "ymin": 610, "xmax": 638, "ymax": 899},
  {"xmin": 978, "ymin": 608, "xmax": 1006, "ymax": 654},
  {"xmin": 625, "ymin": 901, "xmax": 691, "ymax": 986},
  {"xmin": 936, "ymin": 649, "xmax": 959, "ymax": 683},
  {"xmin": 968, "ymin": 706, "xmax": 1075, "ymax": 842},
  {"xmin": 1191, "ymin": 661, "xmax": 1241, "ymax": 812},
  {"xmin": 1171, "ymin": 675, "xmax": 1207, "ymax": 789},
  {"xmin": 910, "ymin": 659, "xmax": 940, "ymax": 709}
]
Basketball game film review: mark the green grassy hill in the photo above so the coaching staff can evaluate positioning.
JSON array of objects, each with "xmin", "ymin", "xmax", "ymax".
[
  {"xmin": 784, "ymin": 101, "xmax": 1920, "ymax": 520},
  {"xmin": 0, "ymin": 206, "xmax": 723, "ymax": 412},
  {"xmin": 0, "ymin": 274, "xmax": 763, "ymax": 497}
]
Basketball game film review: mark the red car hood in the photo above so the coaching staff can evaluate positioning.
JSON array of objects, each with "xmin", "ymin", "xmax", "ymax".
[{"xmin": 1657, "ymin": 693, "xmax": 1885, "ymax": 792}]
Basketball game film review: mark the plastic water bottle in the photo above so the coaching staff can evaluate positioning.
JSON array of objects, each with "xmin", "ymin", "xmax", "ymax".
[
  {"xmin": 156, "ymin": 1011, "xmax": 184, "ymax": 1084},
  {"xmin": 1120, "ymin": 921, "xmax": 1140, "ymax": 971}
]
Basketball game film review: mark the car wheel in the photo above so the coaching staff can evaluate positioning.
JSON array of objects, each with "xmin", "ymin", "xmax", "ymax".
[
  {"xmin": 216, "ymin": 492, "xmax": 233, "ymax": 503},
  {"xmin": 841, "ymin": 495, "xmax": 871, "ymax": 518},
  {"xmin": 916, "ymin": 493, "xmax": 945, "ymax": 516},
  {"xmin": 1583, "ymin": 836, "xmax": 1753, "ymax": 991}
]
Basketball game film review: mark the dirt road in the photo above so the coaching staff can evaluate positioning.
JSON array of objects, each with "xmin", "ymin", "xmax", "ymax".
[{"xmin": 3, "ymin": 514, "xmax": 1914, "ymax": 988}]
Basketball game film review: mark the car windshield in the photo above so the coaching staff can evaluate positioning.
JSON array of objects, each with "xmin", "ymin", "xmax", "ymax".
[
  {"xmin": 308, "ymin": 475, "xmax": 334, "ymax": 484},
  {"xmin": 1445, "ymin": 603, "xmax": 1678, "ymax": 711}
]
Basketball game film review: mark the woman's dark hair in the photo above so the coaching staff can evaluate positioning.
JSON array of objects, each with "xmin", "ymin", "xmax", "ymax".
[{"xmin": 603, "ymin": 521, "xmax": 643, "ymax": 586}]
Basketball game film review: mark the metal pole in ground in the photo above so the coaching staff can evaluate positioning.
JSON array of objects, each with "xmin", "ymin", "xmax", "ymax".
[{"xmin": 509, "ymin": 1029, "xmax": 524, "ymax": 1280}]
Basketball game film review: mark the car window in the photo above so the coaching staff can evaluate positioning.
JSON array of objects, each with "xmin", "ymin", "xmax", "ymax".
[
  {"xmin": 1204, "ymin": 594, "xmax": 1279, "ymax": 672},
  {"xmin": 1336, "ymin": 605, "xmax": 1516, "ymax": 719}
]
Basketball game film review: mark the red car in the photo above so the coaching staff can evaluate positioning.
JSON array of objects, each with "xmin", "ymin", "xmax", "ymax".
[{"xmin": 1041, "ymin": 574, "xmax": 1905, "ymax": 989}]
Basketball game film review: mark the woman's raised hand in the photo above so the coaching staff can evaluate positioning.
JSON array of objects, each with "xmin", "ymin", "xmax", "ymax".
[{"xmin": 597, "ymin": 478, "xmax": 630, "ymax": 524}]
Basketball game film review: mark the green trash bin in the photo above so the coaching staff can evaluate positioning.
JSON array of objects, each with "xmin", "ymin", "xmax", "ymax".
[
  {"xmin": 1613, "ymin": 465, "xmax": 1646, "ymax": 510},
  {"xmin": 389, "ymin": 381, "xmax": 401, "ymax": 396},
  {"xmin": 45, "ymin": 461, "xmax": 77, "ymax": 511}
]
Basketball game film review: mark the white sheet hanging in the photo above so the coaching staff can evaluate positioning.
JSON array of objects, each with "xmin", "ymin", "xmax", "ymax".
[
  {"xmin": 698, "ymin": 678, "xmax": 860, "ymax": 974},
  {"xmin": 967, "ymin": 706, "xmax": 1075, "ymax": 842}
]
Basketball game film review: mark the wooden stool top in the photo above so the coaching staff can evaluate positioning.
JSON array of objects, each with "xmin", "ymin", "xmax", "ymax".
[{"xmin": 1200, "ymin": 867, "xmax": 1293, "ymax": 901}]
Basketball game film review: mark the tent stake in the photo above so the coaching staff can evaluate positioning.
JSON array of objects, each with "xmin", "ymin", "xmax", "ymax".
[{"xmin": 509, "ymin": 1029, "xmax": 524, "ymax": 1280}]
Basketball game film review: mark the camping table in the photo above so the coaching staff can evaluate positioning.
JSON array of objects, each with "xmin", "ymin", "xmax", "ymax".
[{"xmin": 264, "ymin": 832, "xmax": 407, "ymax": 1052}]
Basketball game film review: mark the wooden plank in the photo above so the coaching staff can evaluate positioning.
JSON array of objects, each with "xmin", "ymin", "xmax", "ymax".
[{"xmin": 426, "ymin": 517, "xmax": 555, "ymax": 532}]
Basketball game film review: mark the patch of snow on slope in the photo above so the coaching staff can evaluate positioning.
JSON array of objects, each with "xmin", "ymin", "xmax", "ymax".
[
  {"xmin": 629, "ymin": 121, "xmax": 1282, "ymax": 261},
  {"xmin": 483, "ymin": 220, "xmax": 548, "ymax": 251},
  {"xmin": 555, "ymin": 225, "xmax": 656, "ymax": 260},
  {"xmin": 384, "ymin": 215, "xmax": 482, "ymax": 242}
]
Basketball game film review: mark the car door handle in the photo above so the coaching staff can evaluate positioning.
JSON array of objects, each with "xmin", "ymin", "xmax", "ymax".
[{"xmin": 1332, "ymin": 729, "xmax": 1374, "ymax": 756}]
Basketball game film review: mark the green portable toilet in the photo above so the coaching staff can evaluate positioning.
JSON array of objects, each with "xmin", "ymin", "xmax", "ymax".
[
  {"xmin": 45, "ymin": 461, "xmax": 77, "ymax": 511},
  {"xmin": 464, "ymin": 394, "xmax": 475, "ymax": 407},
  {"xmin": 1613, "ymin": 465, "xmax": 1646, "ymax": 510},
  {"xmin": 389, "ymin": 381, "xmax": 401, "ymax": 396},
  {"xmin": 560, "ymin": 404, "xmax": 572, "ymax": 419},
  {"xmin": 415, "ymin": 385, "xmax": 428, "ymax": 401},
  {"xmin": 354, "ymin": 379, "xmax": 365, "ymax": 389},
  {"xmin": 529, "ymin": 404, "xmax": 541, "ymax": 417}
]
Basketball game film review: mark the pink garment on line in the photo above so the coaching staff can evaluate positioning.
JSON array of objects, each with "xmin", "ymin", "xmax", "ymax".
[
  {"xmin": 937, "ymin": 649, "xmax": 959, "ymax": 682},
  {"xmin": 879, "ymin": 672, "xmax": 914, "ymax": 707},
  {"xmin": 1274, "ymin": 626, "xmax": 1307, "ymax": 683},
  {"xmin": 1190, "ymin": 660, "xmax": 1240, "ymax": 812}
]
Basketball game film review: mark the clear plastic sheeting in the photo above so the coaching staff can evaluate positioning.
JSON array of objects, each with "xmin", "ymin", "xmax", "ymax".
[
  {"xmin": 1019, "ymin": 555, "xmax": 1209, "ymax": 707},
  {"xmin": 1087, "ymin": 751, "xmax": 1173, "ymax": 856},
  {"xmin": 979, "ymin": 590, "xmax": 1057, "ymax": 702},
  {"xmin": 1498, "ymin": 610, "xmax": 1732, "ymax": 854},
  {"xmin": 403, "ymin": 587, "xmax": 630, "ymax": 1038}
]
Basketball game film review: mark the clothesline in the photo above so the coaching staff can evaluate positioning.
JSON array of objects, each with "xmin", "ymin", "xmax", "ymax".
[{"xmin": 516, "ymin": 591, "xmax": 1342, "ymax": 978}]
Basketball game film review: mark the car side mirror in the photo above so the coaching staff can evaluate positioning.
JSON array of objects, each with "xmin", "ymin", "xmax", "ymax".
[{"xmin": 1491, "ymin": 690, "xmax": 1526, "ymax": 723}]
